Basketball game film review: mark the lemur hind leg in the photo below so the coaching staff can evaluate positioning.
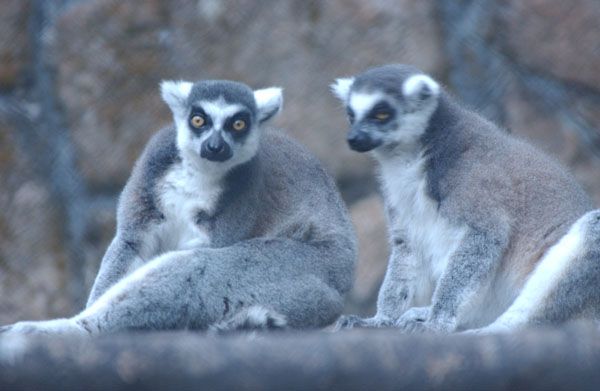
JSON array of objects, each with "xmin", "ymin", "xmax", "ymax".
[
  {"xmin": 211, "ymin": 276, "xmax": 343, "ymax": 333},
  {"xmin": 210, "ymin": 305, "xmax": 288, "ymax": 333},
  {"xmin": 2, "ymin": 238, "xmax": 346, "ymax": 335},
  {"xmin": 471, "ymin": 210, "xmax": 600, "ymax": 334}
]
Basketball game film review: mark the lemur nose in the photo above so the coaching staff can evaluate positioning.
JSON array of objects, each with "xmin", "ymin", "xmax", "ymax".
[
  {"xmin": 347, "ymin": 132, "xmax": 367, "ymax": 146},
  {"xmin": 347, "ymin": 133, "xmax": 359, "ymax": 143},
  {"xmin": 207, "ymin": 140, "xmax": 224, "ymax": 153},
  {"xmin": 347, "ymin": 130, "xmax": 381, "ymax": 152}
]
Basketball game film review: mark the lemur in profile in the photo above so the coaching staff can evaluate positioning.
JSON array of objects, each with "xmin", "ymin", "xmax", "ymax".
[
  {"xmin": 1, "ymin": 80, "xmax": 356, "ymax": 335},
  {"xmin": 331, "ymin": 64, "xmax": 600, "ymax": 334}
]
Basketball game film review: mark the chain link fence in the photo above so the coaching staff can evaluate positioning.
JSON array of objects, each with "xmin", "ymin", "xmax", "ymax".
[{"xmin": 0, "ymin": 0, "xmax": 599, "ymax": 323}]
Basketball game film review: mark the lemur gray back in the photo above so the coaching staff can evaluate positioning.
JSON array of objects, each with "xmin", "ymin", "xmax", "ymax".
[{"xmin": 424, "ymin": 92, "xmax": 592, "ymax": 261}]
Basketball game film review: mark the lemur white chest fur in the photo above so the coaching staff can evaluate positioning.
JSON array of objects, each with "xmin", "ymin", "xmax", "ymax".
[
  {"xmin": 378, "ymin": 153, "xmax": 466, "ymax": 304},
  {"xmin": 142, "ymin": 161, "xmax": 222, "ymax": 259}
]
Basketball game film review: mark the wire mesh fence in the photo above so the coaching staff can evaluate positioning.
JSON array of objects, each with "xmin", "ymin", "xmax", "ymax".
[{"xmin": 0, "ymin": 0, "xmax": 599, "ymax": 323}]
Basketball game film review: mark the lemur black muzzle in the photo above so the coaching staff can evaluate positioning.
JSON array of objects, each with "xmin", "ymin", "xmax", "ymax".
[
  {"xmin": 201, "ymin": 132, "xmax": 233, "ymax": 162},
  {"xmin": 347, "ymin": 129, "xmax": 382, "ymax": 152}
]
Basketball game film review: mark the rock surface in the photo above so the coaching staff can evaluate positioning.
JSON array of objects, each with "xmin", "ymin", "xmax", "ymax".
[
  {"xmin": 0, "ymin": 0, "xmax": 31, "ymax": 88},
  {"xmin": 51, "ymin": 0, "xmax": 174, "ymax": 189},
  {"xmin": 499, "ymin": 0, "xmax": 600, "ymax": 90},
  {"xmin": 0, "ymin": 118, "xmax": 71, "ymax": 324},
  {"xmin": 346, "ymin": 195, "xmax": 389, "ymax": 315},
  {"xmin": 0, "ymin": 0, "xmax": 599, "ymax": 320}
]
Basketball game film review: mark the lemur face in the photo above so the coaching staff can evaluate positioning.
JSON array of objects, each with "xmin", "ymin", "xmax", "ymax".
[
  {"xmin": 331, "ymin": 65, "xmax": 440, "ymax": 153},
  {"xmin": 161, "ymin": 80, "xmax": 282, "ymax": 165}
]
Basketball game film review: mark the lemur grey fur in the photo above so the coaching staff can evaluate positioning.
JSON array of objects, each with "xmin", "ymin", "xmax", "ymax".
[
  {"xmin": 1, "ymin": 80, "xmax": 356, "ymax": 335},
  {"xmin": 331, "ymin": 64, "xmax": 600, "ymax": 334}
]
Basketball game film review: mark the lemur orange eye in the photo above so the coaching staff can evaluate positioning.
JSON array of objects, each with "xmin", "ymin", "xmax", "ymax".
[
  {"xmin": 375, "ymin": 112, "xmax": 390, "ymax": 121},
  {"xmin": 191, "ymin": 115, "xmax": 205, "ymax": 128},
  {"xmin": 233, "ymin": 119, "xmax": 246, "ymax": 131}
]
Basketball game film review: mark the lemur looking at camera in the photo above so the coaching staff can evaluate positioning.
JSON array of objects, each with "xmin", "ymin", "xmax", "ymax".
[{"xmin": 1, "ymin": 80, "xmax": 356, "ymax": 335}]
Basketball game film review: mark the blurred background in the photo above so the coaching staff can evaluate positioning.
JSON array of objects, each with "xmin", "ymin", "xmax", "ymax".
[{"xmin": 0, "ymin": 0, "xmax": 599, "ymax": 324}]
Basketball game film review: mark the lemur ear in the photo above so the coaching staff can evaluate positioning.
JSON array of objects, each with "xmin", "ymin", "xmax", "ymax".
[
  {"xmin": 330, "ymin": 78, "xmax": 355, "ymax": 102},
  {"xmin": 254, "ymin": 87, "xmax": 283, "ymax": 124},
  {"xmin": 160, "ymin": 80, "xmax": 193, "ymax": 114},
  {"xmin": 402, "ymin": 74, "xmax": 440, "ymax": 102}
]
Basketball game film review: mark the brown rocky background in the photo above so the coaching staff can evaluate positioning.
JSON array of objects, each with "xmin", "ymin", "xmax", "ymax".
[{"xmin": 0, "ymin": 0, "xmax": 599, "ymax": 324}]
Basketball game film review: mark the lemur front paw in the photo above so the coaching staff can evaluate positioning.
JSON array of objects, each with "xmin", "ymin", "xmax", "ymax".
[
  {"xmin": 332, "ymin": 315, "xmax": 394, "ymax": 331},
  {"xmin": 332, "ymin": 315, "xmax": 364, "ymax": 330},
  {"xmin": 0, "ymin": 319, "xmax": 88, "ymax": 336},
  {"xmin": 395, "ymin": 307, "xmax": 433, "ymax": 333},
  {"xmin": 396, "ymin": 307, "xmax": 456, "ymax": 334}
]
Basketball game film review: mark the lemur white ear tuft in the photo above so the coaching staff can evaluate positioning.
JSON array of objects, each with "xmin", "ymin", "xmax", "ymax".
[
  {"xmin": 402, "ymin": 74, "xmax": 440, "ymax": 101},
  {"xmin": 330, "ymin": 77, "xmax": 355, "ymax": 102},
  {"xmin": 254, "ymin": 87, "xmax": 283, "ymax": 123},
  {"xmin": 160, "ymin": 80, "xmax": 193, "ymax": 114}
]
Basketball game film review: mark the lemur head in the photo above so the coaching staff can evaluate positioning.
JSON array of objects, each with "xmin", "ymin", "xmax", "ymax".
[
  {"xmin": 161, "ymin": 79, "xmax": 282, "ymax": 169},
  {"xmin": 331, "ymin": 64, "xmax": 440, "ymax": 155}
]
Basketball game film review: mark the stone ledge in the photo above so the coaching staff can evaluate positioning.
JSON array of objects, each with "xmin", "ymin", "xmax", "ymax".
[{"xmin": 1, "ymin": 322, "xmax": 599, "ymax": 390}]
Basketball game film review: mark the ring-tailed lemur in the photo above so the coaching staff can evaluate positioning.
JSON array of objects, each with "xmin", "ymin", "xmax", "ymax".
[
  {"xmin": 0, "ymin": 80, "xmax": 356, "ymax": 335},
  {"xmin": 331, "ymin": 64, "xmax": 600, "ymax": 334}
]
